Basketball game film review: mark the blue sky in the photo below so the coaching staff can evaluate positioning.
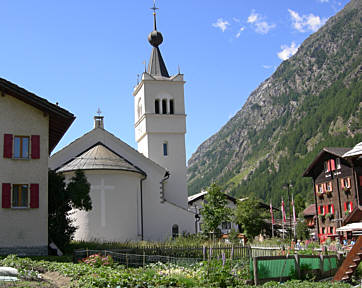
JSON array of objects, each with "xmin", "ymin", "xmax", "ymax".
[{"xmin": 0, "ymin": 0, "xmax": 349, "ymax": 162}]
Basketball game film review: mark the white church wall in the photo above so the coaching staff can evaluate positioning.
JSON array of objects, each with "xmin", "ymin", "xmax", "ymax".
[
  {"xmin": 0, "ymin": 94, "xmax": 49, "ymax": 251},
  {"xmin": 64, "ymin": 170, "xmax": 142, "ymax": 242}
]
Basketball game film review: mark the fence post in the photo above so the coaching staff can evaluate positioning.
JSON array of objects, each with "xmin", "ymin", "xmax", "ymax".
[
  {"xmin": 253, "ymin": 257, "xmax": 258, "ymax": 286},
  {"xmin": 319, "ymin": 254, "xmax": 324, "ymax": 278},
  {"xmin": 203, "ymin": 245, "xmax": 206, "ymax": 261},
  {"xmin": 143, "ymin": 252, "xmax": 145, "ymax": 268},
  {"xmin": 126, "ymin": 254, "xmax": 128, "ymax": 268},
  {"xmin": 86, "ymin": 248, "xmax": 89, "ymax": 258},
  {"xmin": 294, "ymin": 254, "xmax": 301, "ymax": 279}
]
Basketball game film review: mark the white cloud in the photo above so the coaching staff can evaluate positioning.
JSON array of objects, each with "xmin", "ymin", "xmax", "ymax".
[
  {"xmin": 247, "ymin": 11, "xmax": 259, "ymax": 23},
  {"xmin": 247, "ymin": 10, "xmax": 276, "ymax": 34},
  {"xmin": 277, "ymin": 42, "xmax": 299, "ymax": 60},
  {"xmin": 262, "ymin": 65, "xmax": 272, "ymax": 69},
  {"xmin": 233, "ymin": 17, "xmax": 240, "ymax": 23},
  {"xmin": 288, "ymin": 9, "xmax": 327, "ymax": 32},
  {"xmin": 318, "ymin": 0, "xmax": 329, "ymax": 2},
  {"xmin": 212, "ymin": 18, "xmax": 230, "ymax": 32},
  {"xmin": 255, "ymin": 21, "xmax": 276, "ymax": 34},
  {"xmin": 235, "ymin": 27, "xmax": 245, "ymax": 38}
]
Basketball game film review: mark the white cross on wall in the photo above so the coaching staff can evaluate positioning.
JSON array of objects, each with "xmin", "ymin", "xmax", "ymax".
[{"xmin": 92, "ymin": 178, "xmax": 114, "ymax": 227}]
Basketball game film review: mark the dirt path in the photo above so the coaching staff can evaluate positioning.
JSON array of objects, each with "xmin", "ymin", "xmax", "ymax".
[{"xmin": 42, "ymin": 271, "xmax": 73, "ymax": 288}]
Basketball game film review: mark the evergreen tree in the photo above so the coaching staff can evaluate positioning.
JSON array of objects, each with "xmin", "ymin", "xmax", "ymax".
[{"xmin": 48, "ymin": 169, "xmax": 91, "ymax": 250}]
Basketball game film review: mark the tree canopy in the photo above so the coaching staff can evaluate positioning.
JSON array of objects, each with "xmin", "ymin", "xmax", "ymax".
[
  {"xmin": 48, "ymin": 169, "xmax": 91, "ymax": 250},
  {"xmin": 200, "ymin": 183, "xmax": 231, "ymax": 237}
]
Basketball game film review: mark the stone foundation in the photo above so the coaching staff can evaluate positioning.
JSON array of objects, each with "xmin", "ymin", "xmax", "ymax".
[{"xmin": 0, "ymin": 246, "xmax": 48, "ymax": 256}]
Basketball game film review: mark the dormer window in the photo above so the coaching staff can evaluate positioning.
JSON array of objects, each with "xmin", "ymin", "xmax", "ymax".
[
  {"xmin": 162, "ymin": 99, "xmax": 167, "ymax": 114},
  {"xmin": 155, "ymin": 99, "xmax": 160, "ymax": 114}
]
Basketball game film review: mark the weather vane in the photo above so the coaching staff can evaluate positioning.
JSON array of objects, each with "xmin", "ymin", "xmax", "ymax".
[{"xmin": 96, "ymin": 108, "xmax": 102, "ymax": 116}]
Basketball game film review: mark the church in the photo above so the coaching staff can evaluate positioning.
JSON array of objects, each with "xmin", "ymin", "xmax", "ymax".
[{"xmin": 49, "ymin": 5, "xmax": 195, "ymax": 242}]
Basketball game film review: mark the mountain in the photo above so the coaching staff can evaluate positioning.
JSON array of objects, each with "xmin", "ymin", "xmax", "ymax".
[{"xmin": 187, "ymin": 0, "xmax": 362, "ymax": 205}]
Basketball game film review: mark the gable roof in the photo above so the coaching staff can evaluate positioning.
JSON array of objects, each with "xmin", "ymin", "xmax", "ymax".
[
  {"xmin": 303, "ymin": 147, "xmax": 351, "ymax": 177},
  {"xmin": 50, "ymin": 125, "xmax": 166, "ymax": 176},
  {"xmin": 0, "ymin": 77, "xmax": 75, "ymax": 153},
  {"xmin": 188, "ymin": 190, "xmax": 237, "ymax": 205},
  {"xmin": 343, "ymin": 207, "xmax": 362, "ymax": 225},
  {"xmin": 343, "ymin": 142, "xmax": 362, "ymax": 159},
  {"xmin": 57, "ymin": 143, "xmax": 145, "ymax": 176},
  {"xmin": 303, "ymin": 204, "xmax": 316, "ymax": 217}
]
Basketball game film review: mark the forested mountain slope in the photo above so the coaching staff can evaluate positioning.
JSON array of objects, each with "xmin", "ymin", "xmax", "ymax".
[{"xmin": 187, "ymin": 0, "xmax": 362, "ymax": 205}]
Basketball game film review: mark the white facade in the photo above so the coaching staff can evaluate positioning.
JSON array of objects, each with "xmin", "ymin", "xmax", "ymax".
[
  {"xmin": 134, "ymin": 73, "xmax": 188, "ymax": 208},
  {"xmin": 49, "ymin": 125, "xmax": 194, "ymax": 242}
]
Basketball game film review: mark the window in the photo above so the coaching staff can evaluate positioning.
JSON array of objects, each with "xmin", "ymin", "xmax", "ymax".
[
  {"xmin": 344, "ymin": 201, "xmax": 353, "ymax": 213},
  {"xmin": 169, "ymin": 99, "xmax": 174, "ymax": 114},
  {"xmin": 336, "ymin": 158, "xmax": 341, "ymax": 169},
  {"xmin": 222, "ymin": 222, "xmax": 231, "ymax": 230},
  {"xmin": 324, "ymin": 159, "xmax": 336, "ymax": 172},
  {"xmin": 172, "ymin": 224, "xmax": 179, "ymax": 238},
  {"xmin": 341, "ymin": 178, "xmax": 351, "ymax": 189},
  {"xmin": 162, "ymin": 99, "xmax": 167, "ymax": 114},
  {"xmin": 321, "ymin": 227, "xmax": 326, "ymax": 234},
  {"xmin": 327, "ymin": 204, "xmax": 334, "ymax": 214},
  {"xmin": 155, "ymin": 99, "xmax": 160, "ymax": 114},
  {"xmin": 316, "ymin": 183, "xmax": 324, "ymax": 194},
  {"xmin": 12, "ymin": 184, "xmax": 28, "ymax": 208},
  {"xmin": 318, "ymin": 205, "xmax": 325, "ymax": 215},
  {"xmin": 14, "ymin": 136, "xmax": 29, "ymax": 159},
  {"xmin": 328, "ymin": 226, "xmax": 333, "ymax": 234},
  {"xmin": 3, "ymin": 134, "xmax": 40, "ymax": 159},
  {"xmin": 137, "ymin": 98, "xmax": 142, "ymax": 119},
  {"xmin": 326, "ymin": 181, "xmax": 332, "ymax": 192},
  {"xmin": 163, "ymin": 142, "xmax": 168, "ymax": 156}
]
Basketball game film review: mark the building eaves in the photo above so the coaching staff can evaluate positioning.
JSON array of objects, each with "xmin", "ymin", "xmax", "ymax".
[{"xmin": 0, "ymin": 77, "xmax": 75, "ymax": 153}]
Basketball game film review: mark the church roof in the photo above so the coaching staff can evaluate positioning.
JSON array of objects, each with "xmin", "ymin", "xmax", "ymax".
[
  {"xmin": 148, "ymin": 47, "xmax": 169, "ymax": 78},
  {"xmin": 57, "ymin": 143, "xmax": 145, "ymax": 175}
]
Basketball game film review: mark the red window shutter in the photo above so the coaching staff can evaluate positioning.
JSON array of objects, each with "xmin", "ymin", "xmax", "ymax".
[
  {"xmin": 318, "ymin": 206, "xmax": 321, "ymax": 215},
  {"xmin": 332, "ymin": 204, "xmax": 334, "ymax": 214},
  {"xmin": 3, "ymin": 134, "xmax": 13, "ymax": 158},
  {"xmin": 315, "ymin": 184, "xmax": 318, "ymax": 193},
  {"xmin": 331, "ymin": 159, "xmax": 336, "ymax": 171},
  {"xmin": 350, "ymin": 201, "xmax": 353, "ymax": 212},
  {"xmin": 30, "ymin": 184, "xmax": 39, "ymax": 208},
  {"xmin": 340, "ymin": 179, "xmax": 345, "ymax": 189},
  {"xmin": 327, "ymin": 160, "xmax": 331, "ymax": 172},
  {"xmin": 344, "ymin": 202, "xmax": 347, "ymax": 211},
  {"xmin": 323, "ymin": 205, "xmax": 327, "ymax": 215},
  {"xmin": 31, "ymin": 135, "xmax": 40, "ymax": 159},
  {"xmin": 2, "ymin": 183, "xmax": 11, "ymax": 208},
  {"xmin": 323, "ymin": 183, "xmax": 327, "ymax": 193}
]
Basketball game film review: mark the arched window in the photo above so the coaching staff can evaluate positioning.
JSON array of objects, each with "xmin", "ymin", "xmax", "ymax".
[
  {"xmin": 172, "ymin": 224, "xmax": 179, "ymax": 238},
  {"xmin": 169, "ymin": 99, "xmax": 174, "ymax": 114},
  {"xmin": 155, "ymin": 99, "xmax": 160, "ymax": 114},
  {"xmin": 137, "ymin": 98, "xmax": 142, "ymax": 119},
  {"xmin": 163, "ymin": 142, "xmax": 168, "ymax": 156},
  {"xmin": 162, "ymin": 99, "xmax": 167, "ymax": 114}
]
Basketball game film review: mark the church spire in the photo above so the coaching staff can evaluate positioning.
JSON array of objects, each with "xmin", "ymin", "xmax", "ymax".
[{"xmin": 147, "ymin": 1, "xmax": 170, "ymax": 78}]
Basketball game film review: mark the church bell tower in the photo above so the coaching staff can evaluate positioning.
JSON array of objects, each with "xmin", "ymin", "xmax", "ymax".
[{"xmin": 133, "ymin": 3, "xmax": 187, "ymax": 208}]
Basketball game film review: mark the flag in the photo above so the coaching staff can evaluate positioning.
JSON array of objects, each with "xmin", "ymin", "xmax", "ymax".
[
  {"xmin": 292, "ymin": 195, "xmax": 296, "ymax": 224},
  {"xmin": 270, "ymin": 202, "xmax": 275, "ymax": 225},
  {"xmin": 281, "ymin": 198, "xmax": 286, "ymax": 223}
]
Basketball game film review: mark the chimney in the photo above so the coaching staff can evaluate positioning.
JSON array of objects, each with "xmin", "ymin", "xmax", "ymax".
[{"xmin": 94, "ymin": 116, "xmax": 104, "ymax": 129}]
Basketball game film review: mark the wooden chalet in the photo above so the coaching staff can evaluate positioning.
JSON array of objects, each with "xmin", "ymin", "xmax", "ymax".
[{"xmin": 303, "ymin": 146, "xmax": 362, "ymax": 243}]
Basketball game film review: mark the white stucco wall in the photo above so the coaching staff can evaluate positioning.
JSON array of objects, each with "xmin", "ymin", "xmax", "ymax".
[
  {"xmin": 133, "ymin": 74, "xmax": 188, "ymax": 209},
  {"xmin": 64, "ymin": 170, "xmax": 142, "ymax": 242},
  {"xmin": 0, "ymin": 93, "xmax": 49, "ymax": 249},
  {"xmin": 50, "ymin": 127, "xmax": 194, "ymax": 242}
]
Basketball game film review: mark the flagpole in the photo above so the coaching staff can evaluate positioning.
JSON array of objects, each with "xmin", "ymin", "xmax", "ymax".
[{"xmin": 282, "ymin": 198, "xmax": 285, "ymax": 240}]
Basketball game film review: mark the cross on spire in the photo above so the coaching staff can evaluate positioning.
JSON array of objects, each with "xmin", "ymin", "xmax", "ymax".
[
  {"xmin": 151, "ymin": 0, "xmax": 158, "ymax": 30},
  {"xmin": 96, "ymin": 107, "xmax": 102, "ymax": 116}
]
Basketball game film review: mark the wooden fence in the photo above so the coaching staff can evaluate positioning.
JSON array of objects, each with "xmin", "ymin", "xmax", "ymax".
[{"xmin": 251, "ymin": 254, "xmax": 341, "ymax": 285}]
